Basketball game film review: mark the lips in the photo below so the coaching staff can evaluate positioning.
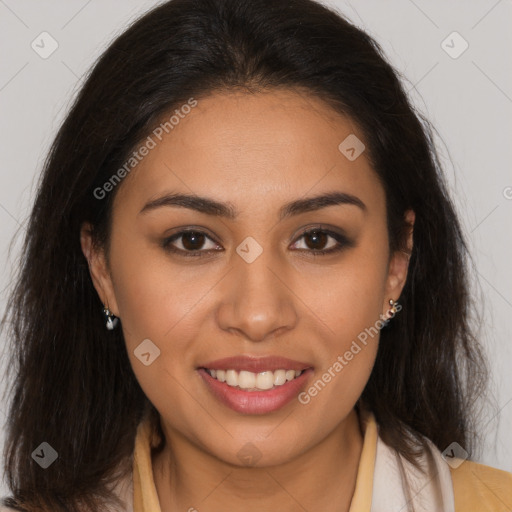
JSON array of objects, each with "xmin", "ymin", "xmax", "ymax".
[{"xmin": 197, "ymin": 355, "xmax": 314, "ymax": 414}]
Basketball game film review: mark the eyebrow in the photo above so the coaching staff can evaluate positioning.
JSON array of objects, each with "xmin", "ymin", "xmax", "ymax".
[{"xmin": 139, "ymin": 191, "xmax": 366, "ymax": 220}]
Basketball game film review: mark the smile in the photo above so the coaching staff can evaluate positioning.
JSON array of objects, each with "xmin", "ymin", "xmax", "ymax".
[
  {"xmin": 205, "ymin": 368, "xmax": 304, "ymax": 391},
  {"xmin": 197, "ymin": 355, "xmax": 313, "ymax": 414}
]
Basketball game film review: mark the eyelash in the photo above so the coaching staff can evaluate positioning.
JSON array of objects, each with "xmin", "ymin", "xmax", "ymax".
[{"xmin": 161, "ymin": 226, "xmax": 353, "ymax": 259}]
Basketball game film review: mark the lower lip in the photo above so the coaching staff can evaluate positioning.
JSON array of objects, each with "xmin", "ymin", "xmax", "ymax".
[{"xmin": 198, "ymin": 368, "xmax": 313, "ymax": 415}]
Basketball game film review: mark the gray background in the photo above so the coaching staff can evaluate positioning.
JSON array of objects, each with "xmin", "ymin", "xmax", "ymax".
[{"xmin": 1, "ymin": 0, "xmax": 511, "ymax": 497}]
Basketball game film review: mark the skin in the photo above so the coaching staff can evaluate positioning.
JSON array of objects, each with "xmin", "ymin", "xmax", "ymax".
[{"xmin": 81, "ymin": 88, "xmax": 414, "ymax": 512}]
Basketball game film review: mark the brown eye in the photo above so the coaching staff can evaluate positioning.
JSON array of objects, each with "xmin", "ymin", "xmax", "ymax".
[
  {"xmin": 303, "ymin": 230, "xmax": 329, "ymax": 250},
  {"xmin": 162, "ymin": 230, "xmax": 221, "ymax": 257},
  {"xmin": 291, "ymin": 227, "xmax": 354, "ymax": 256},
  {"xmin": 181, "ymin": 231, "xmax": 206, "ymax": 250}
]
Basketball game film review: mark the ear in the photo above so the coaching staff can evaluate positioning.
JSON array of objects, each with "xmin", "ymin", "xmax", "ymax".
[
  {"xmin": 383, "ymin": 209, "xmax": 415, "ymax": 313},
  {"xmin": 80, "ymin": 222, "xmax": 120, "ymax": 316}
]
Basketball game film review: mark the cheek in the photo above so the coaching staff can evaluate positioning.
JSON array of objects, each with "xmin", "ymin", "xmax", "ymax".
[
  {"xmin": 297, "ymin": 233, "xmax": 387, "ymax": 405},
  {"xmin": 109, "ymin": 231, "xmax": 212, "ymax": 342},
  {"xmin": 111, "ymin": 259, "xmax": 206, "ymax": 424},
  {"xmin": 307, "ymin": 233, "xmax": 389, "ymax": 338},
  {"xmin": 107, "ymin": 236, "xmax": 215, "ymax": 405},
  {"xmin": 298, "ymin": 275, "xmax": 384, "ymax": 426}
]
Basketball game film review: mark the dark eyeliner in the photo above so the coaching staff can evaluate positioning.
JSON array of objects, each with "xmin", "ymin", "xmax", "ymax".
[
  {"xmin": 294, "ymin": 227, "xmax": 354, "ymax": 256},
  {"xmin": 161, "ymin": 226, "xmax": 354, "ymax": 258},
  {"xmin": 161, "ymin": 229, "xmax": 221, "ymax": 258}
]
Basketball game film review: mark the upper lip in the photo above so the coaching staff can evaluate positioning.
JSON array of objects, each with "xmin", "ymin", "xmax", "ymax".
[{"xmin": 199, "ymin": 356, "xmax": 312, "ymax": 373}]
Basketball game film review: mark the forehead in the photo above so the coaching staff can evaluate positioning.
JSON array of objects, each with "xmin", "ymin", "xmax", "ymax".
[{"xmin": 113, "ymin": 88, "xmax": 384, "ymax": 217}]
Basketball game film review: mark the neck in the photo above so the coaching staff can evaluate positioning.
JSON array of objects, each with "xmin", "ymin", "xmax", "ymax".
[{"xmin": 152, "ymin": 408, "xmax": 364, "ymax": 512}]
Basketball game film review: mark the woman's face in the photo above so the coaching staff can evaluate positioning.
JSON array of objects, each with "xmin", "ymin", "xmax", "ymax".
[{"xmin": 82, "ymin": 88, "xmax": 412, "ymax": 466}]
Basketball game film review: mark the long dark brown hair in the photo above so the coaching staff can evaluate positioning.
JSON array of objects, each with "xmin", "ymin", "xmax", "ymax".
[{"xmin": 1, "ymin": 0, "xmax": 489, "ymax": 510}]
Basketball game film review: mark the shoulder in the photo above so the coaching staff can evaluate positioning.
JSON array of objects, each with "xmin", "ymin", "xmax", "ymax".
[{"xmin": 450, "ymin": 459, "xmax": 512, "ymax": 511}]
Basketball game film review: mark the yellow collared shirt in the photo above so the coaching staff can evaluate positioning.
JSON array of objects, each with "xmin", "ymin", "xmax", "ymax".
[{"xmin": 132, "ymin": 412, "xmax": 512, "ymax": 511}]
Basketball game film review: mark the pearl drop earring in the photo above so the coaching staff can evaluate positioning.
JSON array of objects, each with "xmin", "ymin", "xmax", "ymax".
[{"xmin": 103, "ymin": 306, "xmax": 119, "ymax": 330}]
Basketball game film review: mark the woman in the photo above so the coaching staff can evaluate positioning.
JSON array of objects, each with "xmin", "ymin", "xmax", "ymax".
[{"xmin": 2, "ymin": 0, "xmax": 511, "ymax": 510}]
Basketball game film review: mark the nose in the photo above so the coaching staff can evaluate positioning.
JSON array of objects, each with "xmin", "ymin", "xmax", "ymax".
[{"xmin": 216, "ymin": 248, "xmax": 298, "ymax": 342}]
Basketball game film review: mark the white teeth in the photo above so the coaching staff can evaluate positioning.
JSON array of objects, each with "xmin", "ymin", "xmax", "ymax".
[
  {"xmin": 226, "ymin": 369, "xmax": 238, "ymax": 386},
  {"xmin": 238, "ymin": 370, "xmax": 256, "ymax": 389},
  {"xmin": 206, "ymin": 368, "xmax": 304, "ymax": 391},
  {"xmin": 273, "ymin": 369, "xmax": 287, "ymax": 386},
  {"xmin": 256, "ymin": 371, "xmax": 274, "ymax": 390}
]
